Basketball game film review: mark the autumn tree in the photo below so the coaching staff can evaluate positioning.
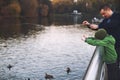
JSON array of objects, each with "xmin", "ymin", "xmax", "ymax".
[{"xmin": 19, "ymin": 0, "xmax": 38, "ymax": 17}]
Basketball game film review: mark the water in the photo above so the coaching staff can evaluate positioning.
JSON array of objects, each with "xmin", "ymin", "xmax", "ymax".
[
  {"xmin": 0, "ymin": 14, "xmax": 97, "ymax": 80},
  {"xmin": 0, "ymin": 24, "xmax": 95, "ymax": 80}
]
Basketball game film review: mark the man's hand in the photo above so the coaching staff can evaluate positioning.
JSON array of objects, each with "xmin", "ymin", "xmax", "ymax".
[{"xmin": 82, "ymin": 21, "xmax": 90, "ymax": 26}]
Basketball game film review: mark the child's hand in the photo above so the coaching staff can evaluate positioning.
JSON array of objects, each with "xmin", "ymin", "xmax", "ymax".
[{"xmin": 81, "ymin": 35, "xmax": 88, "ymax": 41}]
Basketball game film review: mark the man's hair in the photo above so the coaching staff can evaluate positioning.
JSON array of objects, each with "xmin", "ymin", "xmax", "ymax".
[{"xmin": 99, "ymin": 4, "xmax": 113, "ymax": 11}]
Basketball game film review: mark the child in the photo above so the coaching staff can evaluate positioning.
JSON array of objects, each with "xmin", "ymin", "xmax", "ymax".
[{"xmin": 82, "ymin": 28, "xmax": 118, "ymax": 80}]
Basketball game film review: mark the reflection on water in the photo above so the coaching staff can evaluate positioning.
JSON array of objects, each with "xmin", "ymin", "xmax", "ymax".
[
  {"xmin": 0, "ymin": 17, "xmax": 45, "ymax": 39},
  {"xmin": 0, "ymin": 18, "xmax": 21, "ymax": 38},
  {"xmin": 0, "ymin": 14, "xmax": 83, "ymax": 38},
  {"xmin": 52, "ymin": 15, "xmax": 82, "ymax": 25},
  {"xmin": 0, "ymin": 15, "xmax": 96, "ymax": 80}
]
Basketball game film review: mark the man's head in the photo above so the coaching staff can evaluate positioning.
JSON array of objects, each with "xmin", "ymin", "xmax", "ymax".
[
  {"xmin": 95, "ymin": 28, "xmax": 107, "ymax": 40},
  {"xmin": 99, "ymin": 4, "xmax": 113, "ymax": 18}
]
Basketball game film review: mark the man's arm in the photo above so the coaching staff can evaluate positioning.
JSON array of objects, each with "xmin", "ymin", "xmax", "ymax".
[{"xmin": 82, "ymin": 21, "xmax": 99, "ymax": 29}]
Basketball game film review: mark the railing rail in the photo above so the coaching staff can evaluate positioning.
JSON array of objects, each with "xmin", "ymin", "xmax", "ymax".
[{"xmin": 83, "ymin": 46, "xmax": 108, "ymax": 80}]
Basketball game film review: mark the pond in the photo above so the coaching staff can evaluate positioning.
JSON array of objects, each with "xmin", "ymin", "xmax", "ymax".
[{"xmin": 0, "ymin": 15, "xmax": 96, "ymax": 80}]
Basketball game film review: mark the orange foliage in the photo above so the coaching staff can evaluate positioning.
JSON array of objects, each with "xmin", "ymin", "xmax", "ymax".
[
  {"xmin": 8, "ymin": 2, "xmax": 21, "ymax": 15},
  {"xmin": 52, "ymin": 0, "xmax": 73, "ymax": 5},
  {"xmin": 0, "ymin": 2, "xmax": 21, "ymax": 17}
]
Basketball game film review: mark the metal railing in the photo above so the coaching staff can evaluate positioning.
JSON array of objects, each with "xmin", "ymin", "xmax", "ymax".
[{"xmin": 83, "ymin": 46, "xmax": 108, "ymax": 80}]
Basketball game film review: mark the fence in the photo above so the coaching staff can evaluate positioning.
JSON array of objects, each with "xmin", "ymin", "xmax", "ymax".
[{"xmin": 83, "ymin": 46, "xmax": 108, "ymax": 80}]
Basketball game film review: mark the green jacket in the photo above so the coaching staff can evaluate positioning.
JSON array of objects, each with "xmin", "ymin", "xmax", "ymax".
[{"xmin": 85, "ymin": 35, "xmax": 117, "ymax": 64}]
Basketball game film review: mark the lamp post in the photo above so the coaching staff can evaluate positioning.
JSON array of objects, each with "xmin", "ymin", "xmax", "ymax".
[
  {"xmin": 73, "ymin": 0, "xmax": 77, "ymax": 3},
  {"xmin": 73, "ymin": 0, "xmax": 79, "ymax": 25}
]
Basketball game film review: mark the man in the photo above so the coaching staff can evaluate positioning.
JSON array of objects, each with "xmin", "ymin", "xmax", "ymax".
[{"xmin": 82, "ymin": 4, "xmax": 120, "ymax": 80}]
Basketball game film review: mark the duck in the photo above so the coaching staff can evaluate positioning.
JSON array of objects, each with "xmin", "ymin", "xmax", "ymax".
[
  {"xmin": 45, "ymin": 73, "xmax": 54, "ymax": 80},
  {"xmin": 25, "ymin": 78, "xmax": 30, "ymax": 80},
  {"xmin": 66, "ymin": 67, "xmax": 71, "ymax": 74},
  {"xmin": 28, "ymin": 78, "xmax": 30, "ymax": 80},
  {"xmin": 7, "ymin": 64, "xmax": 13, "ymax": 70}
]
